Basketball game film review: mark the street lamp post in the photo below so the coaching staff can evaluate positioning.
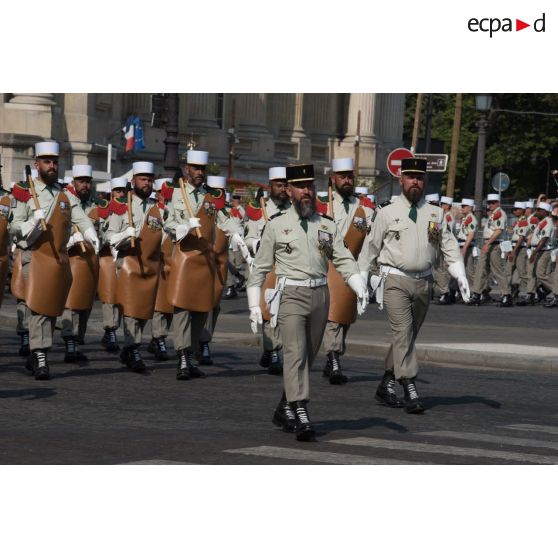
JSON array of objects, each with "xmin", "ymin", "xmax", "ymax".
[
  {"xmin": 163, "ymin": 93, "xmax": 180, "ymax": 174},
  {"xmin": 473, "ymin": 94, "xmax": 493, "ymax": 224}
]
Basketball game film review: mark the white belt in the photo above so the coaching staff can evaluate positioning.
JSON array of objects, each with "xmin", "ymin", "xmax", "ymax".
[
  {"xmin": 380, "ymin": 265, "xmax": 432, "ymax": 280},
  {"xmin": 284, "ymin": 277, "xmax": 327, "ymax": 288}
]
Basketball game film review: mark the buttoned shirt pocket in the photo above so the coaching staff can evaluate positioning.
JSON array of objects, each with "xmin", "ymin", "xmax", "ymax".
[
  {"xmin": 387, "ymin": 223, "xmax": 408, "ymax": 241},
  {"xmin": 277, "ymin": 231, "xmax": 299, "ymax": 255}
]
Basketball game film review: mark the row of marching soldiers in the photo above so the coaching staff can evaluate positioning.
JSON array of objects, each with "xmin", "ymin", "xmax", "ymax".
[
  {"xmin": 428, "ymin": 193, "xmax": 558, "ymax": 307},
  {"xmin": 0, "ymin": 141, "xmax": 252, "ymax": 380}
]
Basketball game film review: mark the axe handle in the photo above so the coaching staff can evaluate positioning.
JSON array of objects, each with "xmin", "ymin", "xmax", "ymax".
[
  {"xmin": 127, "ymin": 190, "xmax": 136, "ymax": 248},
  {"xmin": 260, "ymin": 197, "xmax": 269, "ymax": 223},
  {"xmin": 72, "ymin": 225, "xmax": 87, "ymax": 253},
  {"xmin": 27, "ymin": 173, "xmax": 48, "ymax": 232},
  {"xmin": 327, "ymin": 178, "xmax": 334, "ymax": 219},
  {"xmin": 179, "ymin": 177, "xmax": 202, "ymax": 238}
]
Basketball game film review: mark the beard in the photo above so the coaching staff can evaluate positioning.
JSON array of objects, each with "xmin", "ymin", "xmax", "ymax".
[
  {"xmin": 336, "ymin": 183, "xmax": 354, "ymax": 198},
  {"xmin": 76, "ymin": 189, "xmax": 90, "ymax": 203},
  {"xmin": 39, "ymin": 168, "xmax": 58, "ymax": 186},
  {"xmin": 271, "ymin": 191, "xmax": 289, "ymax": 208},
  {"xmin": 405, "ymin": 187, "xmax": 422, "ymax": 204},
  {"xmin": 134, "ymin": 185, "xmax": 151, "ymax": 200},
  {"xmin": 293, "ymin": 196, "xmax": 316, "ymax": 219}
]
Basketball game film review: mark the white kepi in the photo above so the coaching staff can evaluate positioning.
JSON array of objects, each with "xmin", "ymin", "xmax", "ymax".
[
  {"xmin": 187, "ymin": 150, "xmax": 209, "ymax": 165},
  {"xmin": 269, "ymin": 167, "xmax": 286, "ymax": 181},
  {"xmin": 72, "ymin": 164, "xmax": 93, "ymax": 178},
  {"xmin": 111, "ymin": 177, "xmax": 128, "ymax": 190},
  {"xmin": 35, "ymin": 141, "xmax": 59, "ymax": 157},
  {"xmin": 331, "ymin": 158, "xmax": 354, "ymax": 172},
  {"xmin": 440, "ymin": 196, "xmax": 453, "ymax": 205},
  {"xmin": 132, "ymin": 162, "xmax": 154, "ymax": 175},
  {"xmin": 487, "ymin": 193, "xmax": 500, "ymax": 202},
  {"xmin": 207, "ymin": 175, "xmax": 226, "ymax": 189}
]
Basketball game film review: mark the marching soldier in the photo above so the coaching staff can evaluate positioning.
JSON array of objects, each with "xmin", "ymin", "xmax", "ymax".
[
  {"xmin": 469, "ymin": 193, "xmax": 511, "ymax": 306},
  {"xmin": 246, "ymin": 163, "xmax": 367, "ymax": 441},
  {"xmin": 245, "ymin": 166, "xmax": 290, "ymax": 375},
  {"xmin": 505, "ymin": 201, "xmax": 529, "ymax": 300},
  {"xmin": 98, "ymin": 177, "xmax": 127, "ymax": 352},
  {"xmin": 59, "ymin": 164, "xmax": 102, "ymax": 362},
  {"xmin": 8, "ymin": 141, "xmax": 99, "ymax": 379},
  {"xmin": 366, "ymin": 158, "xmax": 468, "ymax": 413},
  {"xmin": 433, "ymin": 196, "xmax": 455, "ymax": 305},
  {"xmin": 223, "ymin": 194, "xmax": 247, "ymax": 299},
  {"xmin": 455, "ymin": 199, "xmax": 478, "ymax": 290},
  {"xmin": 105, "ymin": 162, "xmax": 163, "ymax": 372},
  {"xmin": 164, "ymin": 150, "xmax": 240, "ymax": 380},
  {"xmin": 320, "ymin": 157, "xmax": 371, "ymax": 384},
  {"xmin": 522, "ymin": 202, "xmax": 555, "ymax": 305}
]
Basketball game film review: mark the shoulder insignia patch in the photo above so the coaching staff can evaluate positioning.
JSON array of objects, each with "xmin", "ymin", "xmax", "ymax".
[
  {"xmin": 246, "ymin": 201, "xmax": 263, "ymax": 221},
  {"xmin": 378, "ymin": 200, "xmax": 392, "ymax": 209},
  {"xmin": 359, "ymin": 196, "xmax": 374, "ymax": 209},
  {"xmin": 109, "ymin": 197, "xmax": 128, "ymax": 216},
  {"xmin": 269, "ymin": 211, "xmax": 286, "ymax": 220},
  {"xmin": 12, "ymin": 182, "xmax": 31, "ymax": 203},
  {"xmin": 493, "ymin": 210, "xmax": 502, "ymax": 220}
]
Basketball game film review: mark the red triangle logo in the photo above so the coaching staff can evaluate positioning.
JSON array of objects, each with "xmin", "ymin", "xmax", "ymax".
[{"xmin": 516, "ymin": 19, "xmax": 530, "ymax": 31}]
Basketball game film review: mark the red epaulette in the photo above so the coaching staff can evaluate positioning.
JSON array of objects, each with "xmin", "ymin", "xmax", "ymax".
[
  {"xmin": 157, "ymin": 201, "xmax": 165, "ymax": 210},
  {"xmin": 445, "ymin": 213, "xmax": 453, "ymax": 223},
  {"xmin": 109, "ymin": 197, "xmax": 128, "ymax": 216},
  {"xmin": 231, "ymin": 207, "xmax": 242, "ymax": 219},
  {"xmin": 359, "ymin": 196, "xmax": 374, "ymax": 209},
  {"xmin": 65, "ymin": 185, "xmax": 77, "ymax": 197},
  {"xmin": 517, "ymin": 219, "xmax": 528, "ymax": 227},
  {"xmin": 316, "ymin": 197, "xmax": 329, "ymax": 215},
  {"xmin": 493, "ymin": 210, "xmax": 502, "ymax": 220},
  {"xmin": 538, "ymin": 220, "xmax": 546, "ymax": 230},
  {"xmin": 463, "ymin": 215, "xmax": 473, "ymax": 226},
  {"xmin": 12, "ymin": 182, "xmax": 31, "ymax": 203},
  {"xmin": 530, "ymin": 216, "xmax": 539, "ymax": 225},
  {"xmin": 95, "ymin": 198, "xmax": 110, "ymax": 219},
  {"xmin": 209, "ymin": 188, "xmax": 226, "ymax": 210},
  {"xmin": 160, "ymin": 181, "xmax": 174, "ymax": 202},
  {"xmin": 246, "ymin": 202, "xmax": 263, "ymax": 221}
]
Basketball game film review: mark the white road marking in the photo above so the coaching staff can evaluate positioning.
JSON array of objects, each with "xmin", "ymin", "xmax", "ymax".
[
  {"xmin": 420, "ymin": 431, "xmax": 558, "ymax": 451},
  {"xmin": 119, "ymin": 459, "xmax": 192, "ymax": 465},
  {"xmin": 329, "ymin": 437, "xmax": 558, "ymax": 464},
  {"xmin": 500, "ymin": 424, "xmax": 558, "ymax": 436}
]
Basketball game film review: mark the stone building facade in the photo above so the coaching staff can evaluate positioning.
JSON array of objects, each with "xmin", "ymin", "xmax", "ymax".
[{"xmin": 0, "ymin": 93, "xmax": 404, "ymax": 193}]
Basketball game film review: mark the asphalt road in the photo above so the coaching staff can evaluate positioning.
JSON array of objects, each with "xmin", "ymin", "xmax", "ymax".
[{"xmin": 1, "ymin": 323, "xmax": 557, "ymax": 465}]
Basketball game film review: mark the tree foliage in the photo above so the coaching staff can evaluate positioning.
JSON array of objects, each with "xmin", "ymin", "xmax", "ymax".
[{"xmin": 404, "ymin": 94, "xmax": 558, "ymax": 200}]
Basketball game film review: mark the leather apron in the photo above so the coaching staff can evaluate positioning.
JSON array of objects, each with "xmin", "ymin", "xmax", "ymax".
[
  {"xmin": 327, "ymin": 205, "xmax": 367, "ymax": 325},
  {"xmin": 154, "ymin": 234, "xmax": 174, "ymax": 314},
  {"xmin": 26, "ymin": 192, "xmax": 73, "ymax": 317},
  {"xmin": 116, "ymin": 204, "xmax": 163, "ymax": 320},
  {"xmin": 0, "ymin": 195, "xmax": 11, "ymax": 307},
  {"xmin": 97, "ymin": 244, "xmax": 117, "ymax": 304},
  {"xmin": 10, "ymin": 249, "xmax": 26, "ymax": 301},
  {"xmin": 65, "ymin": 206, "xmax": 100, "ymax": 310}
]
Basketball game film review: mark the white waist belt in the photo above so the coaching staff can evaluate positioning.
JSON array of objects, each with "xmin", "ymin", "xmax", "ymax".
[
  {"xmin": 380, "ymin": 265, "xmax": 432, "ymax": 280},
  {"xmin": 284, "ymin": 277, "xmax": 327, "ymax": 288}
]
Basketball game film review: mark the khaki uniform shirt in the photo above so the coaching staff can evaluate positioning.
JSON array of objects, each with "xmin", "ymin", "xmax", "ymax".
[
  {"xmin": 105, "ymin": 194, "xmax": 156, "ymax": 242},
  {"xmin": 511, "ymin": 215, "xmax": 529, "ymax": 246},
  {"xmin": 482, "ymin": 206, "xmax": 507, "ymax": 240},
  {"xmin": 366, "ymin": 195, "xmax": 461, "ymax": 273},
  {"xmin": 456, "ymin": 213, "xmax": 477, "ymax": 244},
  {"xmin": 247, "ymin": 205, "xmax": 359, "ymax": 288},
  {"xmin": 530, "ymin": 216, "xmax": 555, "ymax": 249},
  {"xmin": 9, "ymin": 180, "xmax": 94, "ymax": 249},
  {"xmin": 163, "ymin": 182, "xmax": 241, "ymax": 239},
  {"xmin": 245, "ymin": 198, "xmax": 290, "ymax": 246}
]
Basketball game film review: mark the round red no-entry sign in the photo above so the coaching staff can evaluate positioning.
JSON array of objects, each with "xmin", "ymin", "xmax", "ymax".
[{"xmin": 386, "ymin": 148, "xmax": 414, "ymax": 177}]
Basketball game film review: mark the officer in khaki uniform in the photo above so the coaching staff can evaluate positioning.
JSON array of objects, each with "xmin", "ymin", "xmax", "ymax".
[
  {"xmin": 105, "ymin": 161, "xmax": 161, "ymax": 372},
  {"xmin": 470, "ymin": 193, "xmax": 510, "ymax": 306},
  {"xmin": 505, "ymin": 201, "xmax": 529, "ymax": 299},
  {"xmin": 321, "ymin": 157, "xmax": 371, "ymax": 384},
  {"xmin": 244, "ymin": 167, "xmax": 291, "ymax": 375},
  {"xmin": 8, "ymin": 141, "xmax": 99, "ymax": 379},
  {"xmin": 164, "ymin": 150, "xmax": 242, "ymax": 380},
  {"xmin": 365, "ymin": 158, "xmax": 467, "ymax": 413},
  {"xmin": 456, "ymin": 198, "xmax": 478, "ymax": 290},
  {"xmin": 247, "ymin": 163, "xmax": 367, "ymax": 441}
]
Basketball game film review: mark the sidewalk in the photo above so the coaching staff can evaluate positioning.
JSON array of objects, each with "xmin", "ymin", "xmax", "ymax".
[{"xmin": 2, "ymin": 292, "xmax": 557, "ymax": 373}]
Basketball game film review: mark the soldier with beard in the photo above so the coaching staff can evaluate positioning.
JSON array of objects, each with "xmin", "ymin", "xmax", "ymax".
[
  {"xmin": 59, "ymin": 164, "xmax": 101, "ymax": 362},
  {"xmin": 9, "ymin": 142, "xmax": 99, "ymax": 379},
  {"xmin": 247, "ymin": 163, "xmax": 367, "ymax": 441},
  {"xmin": 245, "ymin": 166, "xmax": 290, "ymax": 375}
]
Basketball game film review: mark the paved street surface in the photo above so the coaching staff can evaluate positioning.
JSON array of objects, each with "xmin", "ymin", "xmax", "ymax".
[{"xmin": 1, "ymin": 316, "xmax": 557, "ymax": 464}]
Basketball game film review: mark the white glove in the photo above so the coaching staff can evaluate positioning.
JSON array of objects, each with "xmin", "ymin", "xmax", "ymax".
[
  {"xmin": 245, "ymin": 255, "xmax": 255, "ymax": 272},
  {"xmin": 359, "ymin": 270, "xmax": 369, "ymax": 288},
  {"xmin": 125, "ymin": 226, "xmax": 136, "ymax": 239},
  {"xmin": 347, "ymin": 273, "xmax": 369, "ymax": 315},
  {"xmin": 84, "ymin": 227, "xmax": 100, "ymax": 254},
  {"xmin": 448, "ymin": 261, "xmax": 470, "ymax": 303},
  {"xmin": 32, "ymin": 208, "xmax": 45, "ymax": 227},
  {"xmin": 232, "ymin": 233, "xmax": 252, "ymax": 262},
  {"xmin": 110, "ymin": 226, "xmax": 136, "ymax": 249},
  {"xmin": 247, "ymin": 285, "xmax": 263, "ymax": 334},
  {"xmin": 67, "ymin": 231, "xmax": 84, "ymax": 249},
  {"xmin": 369, "ymin": 275, "xmax": 381, "ymax": 292},
  {"xmin": 175, "ymin": 217, "xmax": 201, "ymax": 241}
]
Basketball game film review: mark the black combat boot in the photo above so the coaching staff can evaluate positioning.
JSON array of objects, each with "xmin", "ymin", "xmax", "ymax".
[
  {"xmin": 544, "ymin": 295, "xmax": 558, "ymax": 308},
  {"xmin": 25, "ymin": 349, "xmax": 50, "ymax": 381},
  {"xmin": 18, "ymin": 331, "xmax": 30, "ymax": 357},
  {"xmin": 375, "ymin": 371, "xmax": 404, "ymax": 408},
  {"xmin": 467, "ymin": 292, "xmax": 481, "ymax": 306},
  {"xmin": 236, "ymin": 275, "xmax": 246, "ymax": 292},
  {"xmin": 479, "ymin": 291, "xmax": 492, "ymax": 304},
  {"xmin": 437, "ymin": 292, "xmax": 453, "ymax": 305},
  {"xmin": 101, "ymin": 328, "xmax": 119, "ymax": 352},
  {"xmin": 536, "ymin": 285, "xmax": 550, "ymax": 303},
  {"xmin": 400, "ymin": 378, "xmax": 425, "ymax": 414},
  {"xmin": 223, "ymin": 286, "xmax": 238, "ymax": 300},
  {"xmin": 63, "ymin": 336, "xmax": 88, "ymax": 363},
  {"xmin": 272, "ymin": 393, "xmax": 296, "ymax": 433},
  {"xmin": 120, "ymin": 345, "xmax": 146, "ymax": 372},
  {"xmin": 323, "ymin": 351, "xmax": 347, "ymax": 385},
  {"xmin": 290, "ymin": 401, "xmax": 316, "ymax": 441},
  {"xmin": 186, "ymin": 350, "xmax": 206, "ymax": 378},
  {"xmin": 176, "ymin": 349, "xmax": 191, "ymax": 380},
  {"xmin": 198, "ymin": 341, "xmax": 213, "ymax": 365},
  {"xmin": 268, "ymin": 350, "xmax": 283, "ymax": 375},
  {"xmin": 498, "ymin": 294, "xmax": 513, "ymax": 307},
  {"xmin": 259, "ymin": 350, "xmax": 272, "ymax": 368},
  {"xmin": 516, "ymin": 293, "xmax": 535, "ymax": 306},
  {"xmin": 147, "ymin": 337, "xmax": 168, "ymax": 361}
]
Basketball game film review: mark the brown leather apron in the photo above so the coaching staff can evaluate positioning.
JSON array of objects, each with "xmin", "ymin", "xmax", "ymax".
[
  {"xmin": 26, "ymin": 192, "xmax": 73, "ymax": 317},
  {"xmin": 213, "ymin": 226, "xmax": 229, "ymax": 307},
  {"xmin": 65, "ymin": 206, "xmax": 100, "ymax": 310},
  {"xmin": 10, "ymin": 249, "xmax": 26, "ymax": 301},
  {"xmin": 97, "ymin": 245, "xmax": 117, "ymax": 304},
  {"xmin": 327, "ymin": 206, "xmax": 367, "ymax": 325},
  {"xmin": 154, "ymin": 234, "xmax": 174, "ymax": 314},
  {"xmin": 167, "ymin": 193, "xmax": 221, "ymax": 312},
  {"xmin": 0, "ymin": 195, "xmax": 11, "ymax": 307},
  {"xmin": 116, "ymin": 204, "xmax": 163, "ymax": 320}
]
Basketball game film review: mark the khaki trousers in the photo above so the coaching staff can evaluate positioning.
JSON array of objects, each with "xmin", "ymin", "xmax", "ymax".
[
  {"xmin": 383, "ymin": 274, "xmax": 431, "ymax": 380},
  {"xmin": 151, "ymin": 310, "xmax": 172, "ymax": 338},
  {"xmin": 461, "ymin": 245, "xmax": 476, "ymax": 287},
  {"xmin": 173, "ymin": 308, "xmax": 208, "ymax": 351},
  {"xmin": 262, "ymin": 319, "xmax": 282, "ymax": 352},
  {"xmin": 552, "ymin": 264, "xmax": 558, "ymax": 295},
  {"xmin": 29, "ymin": 312, "xmax": 56, "ymax": 351},
  {"xmin": 16, "ymin": 299, "xmax": 30, "ymax": 334},
  {"xmin": 102, "ymin": 303, "xmax": 121, "ymax": 330},
  {"xmin": 505, "ymin": 247, "xmax": 528, "ymax": 293},
  {"xmin": 322, "ymin": 321, "xmax": 350, "ymax": 354},
  {"xmin": 472, "ymin": 244, "xmax": 510, "ymax": 295},
  {"xmin": 225, "ymin": 250, "xmax": 244, "ymax": 288},
  {"xmin": 60, "ymin": 309, "xmax": 90, "ymax": 339},
  {"xmin": 199, "ymin": 306, "xmax": 220, "ymax": 343},
  {"xmin": 432, "ymin": 255, "xmax": 450, "ymax": 295},
  {"xmin": 526, "ymin": 251, "xmax": 553, "ymax": 293},
  {"xmin": 123, "ymin": 316, "xmax": 146, "ymax": 347},
  {"xmin": 278, "ymin": 285, "xmax": 329, "ymax": 403}
]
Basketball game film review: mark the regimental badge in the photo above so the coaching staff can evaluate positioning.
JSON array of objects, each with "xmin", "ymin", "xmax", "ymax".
[
  {"xmin": 204, "ymin": 201, "xmax": 216, "ymax": 217},
  {"xmin": 147, "ymin": 215, "xmax": 162, "ymax": 231},
  {"xmin": 0, "ymin": 204, "xmax": 9, "ymax": 218},
  {"xmin": 318, "ymin": 229, "xmax": 334, "ymax": 259},
  {"xmin": 59, "ymin": 201, "xmax": 68, "ymax": 210},
  {"xmin": 428, "ymin": 221, "xmax": 442, "ymax": 244},
  {"xmin": 353, "ymin": 216, "xmax": 367, "ymax": 233}
]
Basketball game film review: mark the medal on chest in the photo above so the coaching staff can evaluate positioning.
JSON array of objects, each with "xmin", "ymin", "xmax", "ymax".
[
  {"xmin": 204, "ymin": 200, "xmax": 216, "ymax": 217},
  {"xmin": 428, "ymin": 221, "xmax": 442, "ymax": 244},
  {"xmin": 318, "ymin": 229, "xmax": 334, "ymax": 259}
]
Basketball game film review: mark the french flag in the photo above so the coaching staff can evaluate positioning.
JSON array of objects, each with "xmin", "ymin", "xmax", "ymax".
[{"xmin": 122, "ymin": 115, "xmax": 145, "ymax": 153}]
